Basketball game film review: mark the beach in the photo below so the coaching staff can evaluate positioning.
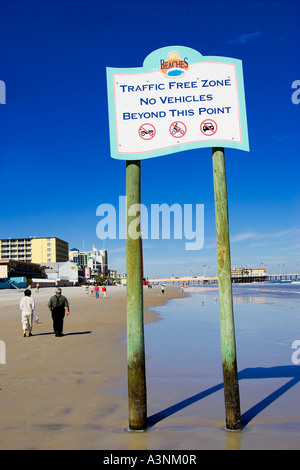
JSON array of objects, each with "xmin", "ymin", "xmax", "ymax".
[
  {"xmin": 0, "ymin": 283, "xmax": 299, "ymax": 450},
  {"xmin": 0, "ymin": 285, "xmax": 186, "ymax": 450}
]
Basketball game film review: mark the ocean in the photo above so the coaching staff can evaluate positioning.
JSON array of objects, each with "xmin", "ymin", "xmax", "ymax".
[
  {"xmin": 144, "ymin": 282, "xmax": 300, "ymax": 439},
  {"xmin": 146, "ymin": 282, "xmax": 299, "ymax": 373}
]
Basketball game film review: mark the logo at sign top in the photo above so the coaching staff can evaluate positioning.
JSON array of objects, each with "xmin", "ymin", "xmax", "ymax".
[{"xmin": 160, "ymin": 51, "xmax": 189, "ymax": 77}]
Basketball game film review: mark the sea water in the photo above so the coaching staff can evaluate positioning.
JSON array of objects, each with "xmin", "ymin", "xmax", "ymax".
[
  {"xmin": 146, "ymin": 282, "xmax": 300, "ymax": 372},
  {"xmin": 145, "ymin": 282, "xmax": 300, "ymax": 432}
]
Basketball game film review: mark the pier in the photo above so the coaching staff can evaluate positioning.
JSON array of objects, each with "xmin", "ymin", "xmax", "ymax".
[
  {"xmin": 147, "ymin": 276, "xmax": 218, "ymax": 285},
  {"xmin": 266, "ymin": 273, "xmax": 299, "ymax": 282},
  {"xmin": 147, "ymin": 273, "xmax": 300, "ymax": 285}
]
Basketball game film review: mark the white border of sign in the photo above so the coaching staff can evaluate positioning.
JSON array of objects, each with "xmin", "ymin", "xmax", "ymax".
[{"xmin": 106, "ymin": 46, "xmax": 249, "ymax": 160}]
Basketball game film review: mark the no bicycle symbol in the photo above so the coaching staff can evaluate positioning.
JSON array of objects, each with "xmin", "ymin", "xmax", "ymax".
[
  {"xmin": 139, "ymin": 123, "xmax": 156, "ymax": 140},
  {"xmin": 169, "ymin": 121, "xmax": 187, "ymax": 138},
  {"xmin": 200, "ymin": 119, "xmax": 218, "ymax": 136}
]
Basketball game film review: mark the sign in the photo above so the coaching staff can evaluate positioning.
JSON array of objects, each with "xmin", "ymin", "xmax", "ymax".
[{"xmin": 106, "ymin": 46, "xmax": 249, "ymax": 160}]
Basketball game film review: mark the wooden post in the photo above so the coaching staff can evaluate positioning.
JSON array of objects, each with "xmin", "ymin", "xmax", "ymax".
[
  {"xmin": 212, "ymin": 147, "xmax": 241, "ymax": 431},
  {"xmin": 126, "ymin": 160, "xmax": 147, "ymax": 430}
]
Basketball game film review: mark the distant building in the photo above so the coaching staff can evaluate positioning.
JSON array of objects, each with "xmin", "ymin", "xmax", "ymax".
[
  {"xmin": 231, "ymin": 266, "xmax": 266, "ymax": 276},
  {"xmin": 44, "ymin": 261, "xmax": 79, "ymax": 283},
  {"xmin": 108, "ymin": 269, "xmax": 118, "ymax": 280},
  {"xmin": 231, "ymin": 266, "xmax": 266, "ymax": 282},
  {"xmin": 250, "ymin": 267, "xmax": 266, "ymax": 276},
  {"xmin": 0, "ymin": 259, "xmax": 43, "ymax": 279},
  {"xmin": 69, "ymin": 248, "xmax": 88, "ymax": 267},
  {"xmin": 0, "ymin": 237, "xmax": 69, "ymax": 264},
  {"xmin": 69, "ymin": 246, "xmax": 108, "ymax": 276}
]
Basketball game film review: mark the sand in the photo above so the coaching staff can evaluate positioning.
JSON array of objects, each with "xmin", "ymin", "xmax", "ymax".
[
  {"xmin": 0, "ymin": 285, "xmax": 186, "ymax": 450},
  {"xmin": 0, "ymin": 284, "xmax": 299, "ymax": 451}
]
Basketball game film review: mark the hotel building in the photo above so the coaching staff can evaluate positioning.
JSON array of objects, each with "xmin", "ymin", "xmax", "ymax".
[{"xmin": 0, "ymin": 237, "xmax": 69, "ymax": 264}]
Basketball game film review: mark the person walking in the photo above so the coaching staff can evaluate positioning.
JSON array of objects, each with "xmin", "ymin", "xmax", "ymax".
[
  {"xmin": 94, "ymin": 284, "xmax": 100, "ymax": 299},
  {"xmin": 102, "ymin": 285, "xmax": 106, "ymax": 298},
  {"xmin": 48, "ymin": 288, "xmax": 70, "ymax": 337},
  {"xmin": 20, "ymin": 289, "xmax": 35, "ymax": 337}
]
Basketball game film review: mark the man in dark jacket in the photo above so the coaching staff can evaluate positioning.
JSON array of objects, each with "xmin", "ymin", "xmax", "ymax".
[{"xmin": 48, "ymin": 288, "xmax": 70, "ymax": 337}]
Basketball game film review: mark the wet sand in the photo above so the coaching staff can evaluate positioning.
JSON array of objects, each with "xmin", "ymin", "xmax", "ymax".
[{"xmin": 0, "ymin": 285, "xmax": 299, "ymax": 450}]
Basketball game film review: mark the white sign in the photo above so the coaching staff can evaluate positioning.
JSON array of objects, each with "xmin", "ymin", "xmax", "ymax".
[{"xmin": 107, "ymin": 46, "xmax": 249, "ymax": 160}]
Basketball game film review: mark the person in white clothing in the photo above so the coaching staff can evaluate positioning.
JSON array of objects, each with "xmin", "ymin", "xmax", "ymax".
[{"xmin": 20, "ymin": 289, "xmax": 35, "ymax": 337}]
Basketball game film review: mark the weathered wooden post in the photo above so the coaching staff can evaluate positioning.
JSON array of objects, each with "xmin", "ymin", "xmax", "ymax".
[
  {"xmin": 126, "ymin": 160, "xmax": 147, "ymax": 430},
  {"xmin": 212, "ymin": 147, "xmax": 241, "ymax": 431}
]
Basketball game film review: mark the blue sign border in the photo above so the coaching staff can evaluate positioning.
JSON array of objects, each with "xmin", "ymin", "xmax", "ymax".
[{"xmin": 106, "ymin": 46, "xmax": 249, "ymax": 160}]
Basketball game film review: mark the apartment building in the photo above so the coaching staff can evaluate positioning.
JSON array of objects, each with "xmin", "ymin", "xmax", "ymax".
[
  {"xmin": 0, "ymin": 237, "xmax": 69, "ymax": 264},
  {"xmin": 69, "ymin": 246, "xmax": 108, "ymax": 275}
]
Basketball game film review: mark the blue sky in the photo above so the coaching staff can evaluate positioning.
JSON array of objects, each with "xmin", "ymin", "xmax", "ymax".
[{"xmin": 0, "ymin": 0, "xmax": 299, "ymax": 277}]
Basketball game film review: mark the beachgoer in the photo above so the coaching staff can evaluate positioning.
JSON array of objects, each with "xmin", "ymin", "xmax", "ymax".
[
  {"xmin": 102, "ymin": 286, "xmax": 106, "ymax": 298},
  {"xmin": 161, "ymin": 284, "xmax": 165, "ymax": 294},
  {"xmin": 94, "ymin": 285, "xmax": 100, "ymax": 298},
  {"xmin": 20, "ymin": 289, "xmax": 35, "ymax": 337},
  {"xmin": 48, "ymin": 288, "xmax": 70, "ymax": 337}
]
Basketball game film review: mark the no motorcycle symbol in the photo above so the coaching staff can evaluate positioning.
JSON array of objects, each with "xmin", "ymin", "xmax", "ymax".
[
  {"xmin": 200, "ymin": 119, "xmax": 218, "ymax": 136},
  {"xmin": 139, "ymin": 123, "xmax": 156, "ymax": 140},
  {"xmin": 169, "ymin": 121, "xmax": 187, "ymax": 138}
]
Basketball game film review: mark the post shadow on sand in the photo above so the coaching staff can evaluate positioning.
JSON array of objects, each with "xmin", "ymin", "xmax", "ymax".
[{"xmin": 147, "ymin": 366, "xmax": 300, "ymax": 429}]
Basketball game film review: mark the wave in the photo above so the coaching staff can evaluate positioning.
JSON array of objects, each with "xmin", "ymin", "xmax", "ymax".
[{"xmin": 185, "ymin": 282, "xmax": 300, "ymax": 298}]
